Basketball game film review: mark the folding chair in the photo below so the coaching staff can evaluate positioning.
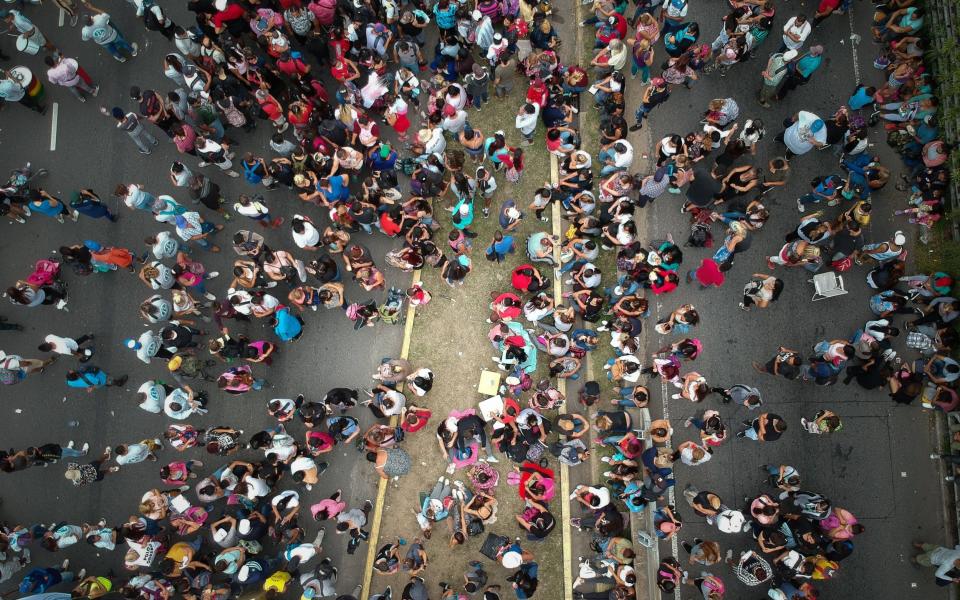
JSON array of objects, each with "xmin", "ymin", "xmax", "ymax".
[{"xmin": 810, "ymin": 272, "xmax": 848, "ymax": 301}]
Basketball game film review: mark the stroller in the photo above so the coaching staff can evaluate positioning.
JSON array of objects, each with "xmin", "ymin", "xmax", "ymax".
[
  {"xmin": 378, "ymin": 287, "xmax": 406, "ymax": 325},
  {"xmin": 7, "ymin": 258, "xmax": 69, "ymax": 311}
]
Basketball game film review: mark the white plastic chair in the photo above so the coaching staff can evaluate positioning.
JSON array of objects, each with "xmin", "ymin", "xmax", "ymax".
[{"xmin": 811, "ymin": 272, "xmax": 848, "ymax": 301}]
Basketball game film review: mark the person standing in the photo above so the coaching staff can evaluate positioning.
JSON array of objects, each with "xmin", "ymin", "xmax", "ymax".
[
  {"xmin": 105, "ymin": 107, "xmax": 158, "ymax": 155},
  {"xmin": 70, "ymin": 189, "xmax": 118, "ymax": 222},
  {"xmin": 629, "ymin": 78, "xmax": 670, "ymax": 131},
  {"xmin": 779, "ymin": 14, "xmax": 812, "ymax": 53},
  {"xmin": 774, "ymin": 111, "xmax": 827, "ymax": 160},
  {"xmin": 757, "ymin": 49, "xmax": 797, "ymax": 108},
  {"xmin": 65, "ymin": 366, "xmax": 128, "ymax": 392},
  {"xmin": 3, "ymin": 10, "xmax": 57, "ymax": 53},
  {"xmin": 0, "ymin": 69, "xmax": 46, "ymax": 114},
  {"xmin": 38, "ymin": 332, "xmax": 96, "ymax": 361},
  {"xmin": 775, "ymin": 46, "xmax": 824, "ymax": 101},
  {"xmin": 80, "ymin": 2, "xmax": 139, "ymax": 62},
  {"xmin": 515, "ymin": 103, "xmax": 539, "ymax": 146},
  {"xmin": 44, "ymin": 54, "xmax": 99, "ymax": 102},
  {"xmin": 736, "ymin": 413, "xmax": 787, "ymax": 441}
]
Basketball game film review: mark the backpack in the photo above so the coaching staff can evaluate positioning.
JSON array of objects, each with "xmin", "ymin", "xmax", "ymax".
[{"xmin": 687, "ymin": 223, "xmax": 713, "ymax": 248}]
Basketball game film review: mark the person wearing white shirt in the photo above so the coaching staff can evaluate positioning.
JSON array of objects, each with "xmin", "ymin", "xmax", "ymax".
[
  {"xmin": 515, "ymin": 103, "xmax": 540, "ymax": 145},
  {"xmin": 291, "ymin": 215, "xmax": 321, "ymax": 249},
  {"xmin": 137, "ymin": 380, "xmax": 168, "ymax": 413},
  {"xmin": 599, "ymin": 140, "xmax": 634, "ymax": 175},
  {"xmin": 661, "ymin": 0, "xmax": 689, "ymax": 35},
  {"xmin": 164, "ymin": 386, "xmax": 206, "ymax": 419},
  {"xmin": 39, "ymin": 333, "xmax": 94, "ymax": 360},
  {"xmin": 777, "ymin": 110, "xmax": 827, "ymax": 159},
  {"xmin": 147, "ymin": 230, "xmax": 182, "ymax": 260},
  {"xmin": 780, "ymin": 15, "xmax": 812, "ymax": 52}
]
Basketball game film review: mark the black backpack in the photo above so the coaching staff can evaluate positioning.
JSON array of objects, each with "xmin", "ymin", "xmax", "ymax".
[{"xmin": 687, "ymin": 223, "xmax": 713, "ymax": 248}]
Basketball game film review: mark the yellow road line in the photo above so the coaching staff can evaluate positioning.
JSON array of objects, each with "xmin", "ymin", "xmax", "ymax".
[
  {"xmin": 550, "ymin": 154, "xmax": 574, "ymax": 600},
  {"xmin": 360, "ymin": 269, "xmax": 421, "ymax": 600}
]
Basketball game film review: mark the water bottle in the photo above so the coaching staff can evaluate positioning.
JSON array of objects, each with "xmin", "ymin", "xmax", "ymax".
[{"xmin": 67, "ymin": 420, "xmax": 80, "ymax": 428}]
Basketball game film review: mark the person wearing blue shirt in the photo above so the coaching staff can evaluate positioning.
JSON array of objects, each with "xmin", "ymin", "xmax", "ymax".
[
  {"xmin": 510, "ymin": 562, "xmax": 538, "ymax": 599},
  {"xmin": 848, "ymin": 85, "xmax": 877, "ymax": 110},
  {"xmin": 777, "ymin": 45, "xmax": 824, "ymax": 101},
  {"xmin": 272, "ymin": 306, "xmax": 303, "ymax": 341},
  {"xmin": 19, "ymin": 564, "xmax": 79, "ymax": 595},
  {"xmin": 368, "ymin": 144, "xmax": 398, "ymax": 172},
  {"xmin": 485, "ymin": 231, "xmax": 516, "ymax": 263},
  {"xmin": 65, "ymin": 366, "xmax": 127, "ymax": 391}
]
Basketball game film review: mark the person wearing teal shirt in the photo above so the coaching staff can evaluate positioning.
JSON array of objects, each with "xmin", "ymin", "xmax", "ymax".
[
  {"xmin": 452, "ymin": 197, "xmax": 477, "ymax": 238},
  {"xmin": 776, "ymin": 45, "xmax": 824, "ymax": 101},
  {"xmin": 273, "ymin": 305, "xmax": 303, "ymax": 341},
  {"xmin": 65, "ymin": 366, "xmax": 127, "ymax": 391}
]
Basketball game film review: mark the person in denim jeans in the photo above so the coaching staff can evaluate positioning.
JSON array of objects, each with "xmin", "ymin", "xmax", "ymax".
[{"xmin": 81, "ymin": 4, "xmax": 138, "ymax": 63}]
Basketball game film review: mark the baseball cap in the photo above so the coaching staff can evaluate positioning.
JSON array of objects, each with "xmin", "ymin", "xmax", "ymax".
[{"xmin": 501, "ymin": 551, "xmax": 522, "ymax": 568}]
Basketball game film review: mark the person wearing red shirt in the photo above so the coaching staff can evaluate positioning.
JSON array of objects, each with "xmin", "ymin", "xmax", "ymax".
[
  {"xmin": 255, "ymin": 89, "xmax": 288, "ymax": 133},
  {"xmin": 511, "ymin": 264, "xmax": 549, "ymax": 292},
  {"xmin": 596, "ymin": 13, "xmax": 627, "ymax": 47},
  {"xmin": 211, "ymin": 1, "xmax": 246, "ymax": 34},
  {"xmin": 525, "ymin": 79, "xmax": 548, "ymax": 108},
  {"xmin": 287, "ymin": 100, "xmax": 312, "ymax": 138},
  {"xmin": 330, "ymin": 57, "xmax": 360, "ymax": 83},
  {"xmin": 276, "ymin": 51, "xmax": 311, "ymax": 79}
]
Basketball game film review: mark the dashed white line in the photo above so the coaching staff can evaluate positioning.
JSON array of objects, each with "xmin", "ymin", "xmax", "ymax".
[
  {"xmin": 58, "ymin": 8, "xmax": 64, "ymax": 27},
  {"xmin": 847, "ymin": 7, "xmax": 862, "ymax": 84},
  {"xmin": 49, "ymin": 102, "xmax": 59, "ymax": 151}
]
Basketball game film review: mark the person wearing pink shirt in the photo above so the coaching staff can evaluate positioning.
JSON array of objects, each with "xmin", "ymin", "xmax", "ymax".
[{"xmin": 44, "ymin": 54, "xmax": 98, "ymax": 102}]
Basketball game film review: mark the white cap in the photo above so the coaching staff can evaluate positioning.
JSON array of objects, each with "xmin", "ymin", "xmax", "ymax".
[
  {"xmin": 213, "ymin": 527, "xmax": 228, "ymax": 543},
  {"xmin": 237, "ymin": 564, "xmax": 251, "ymax": 582},
  {"xmin": 501, "ymin": 551, "xmax": 522, "ymax": 569},
  {"xmin": 893, "ymin": 230, "xmax": 906, "ymax": 245},
  {"xmin": 783, "ymin": 49, "xmax": 799, "ymax": 61},
  {"xmin": 505, "ymin": 207, "xmax": 521, "ymax": 219},
  {"xmin": 238, "ymin": 519, "xmax": 251, "ymax": 535},
  {"xmin": 472, "ymin": 9, "xmax": 482, "ymax": 20}
]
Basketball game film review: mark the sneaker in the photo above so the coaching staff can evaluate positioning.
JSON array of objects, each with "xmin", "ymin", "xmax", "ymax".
[
  {"xmin": 67, "ymin": 440, "xmax": 75, "ymax": 449},
  {"xmin": 797, "ymin": 198, "xmax": 805, "ymax": 212},
  {"xmin": 81, "ymin": 443, "xmax": 89, "ymax": 454},
  {"xmin": 113, "ymin": 56, "xmax": 127, "ymax": 63},
  {"xmin": 800, "ymin": 417, "xmax": 809, "ymax": 431},
  {"xmin": 78, "ymin": 96, "xmax": 86, "ymax": 103},
  {"xmin": 130, "ymin": 43, "xmax": 139, "ymax": 57},
  {"xmin": 77, "ymin": 568, "xmax": 86, "ymax": 580},
  {"xmin": 932, "ymin": 453, "xmax": 942, "ymax": 460},
  {"xmin": 736, "ymin": 431, "xmax": 746, "ymax": 438},
  {"xmin": 629, "ymin": 123, "xmax": 642, "ymax": 131},
  {"xmin": 91, "ymin": 86, "xmax": 99, "ymax": 97},
  {"xmin": 70, "ymin": 14, "xmax": 78, "ymax": 26},
  {"xmin": 206, "ymin": 271, "xmax": 220, "ymax": 279},
  {"xmin": 486, "ymin": 455, "xmax": 499, "ymax": 463}
]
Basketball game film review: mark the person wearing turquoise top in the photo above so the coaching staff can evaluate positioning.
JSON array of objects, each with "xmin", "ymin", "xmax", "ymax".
[
  {"xmin": 776, "ymin": 46, "xmax": 824, "ymax": 101},
  {"xmin": 452, "ymin": 196, "xmax": 477, "ymax": 238}
]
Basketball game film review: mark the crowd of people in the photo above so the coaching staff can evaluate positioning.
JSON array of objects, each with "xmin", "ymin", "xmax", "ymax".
[{"xmin": 0, "ymin": 0, "xmax": 956, "ymax": 598}]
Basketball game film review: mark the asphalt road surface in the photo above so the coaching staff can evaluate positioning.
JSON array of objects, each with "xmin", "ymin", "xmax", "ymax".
[
  {"xmin": 0, "ymin": 3, "xmax": 405, "ymax": 596},
  {"xmin": 0, "ymin": 1, "xmax": 951, "ymax": 600}
]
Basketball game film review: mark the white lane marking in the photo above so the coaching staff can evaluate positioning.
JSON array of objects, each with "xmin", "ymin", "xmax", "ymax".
[
  {"xmin": 847, "ymin": 7, "xmax": 861, "ymax": 84},
  {"xmin": 58, "ymin": 8, "xmax": 64, "ymax": 27},
  {"xmin": 49, "ymin": 102, "xmax": 59, "ymax": 151}
]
